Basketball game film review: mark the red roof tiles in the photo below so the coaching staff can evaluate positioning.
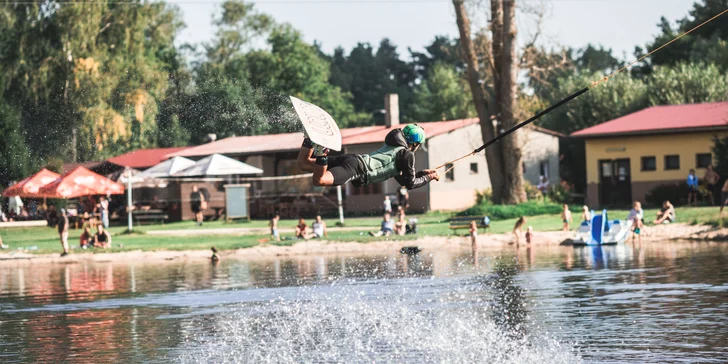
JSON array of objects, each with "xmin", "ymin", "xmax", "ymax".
[
  {"xmin": 571, "ymin": 102, "xmax": 728, "ymax": 138},
  {"xmin": 108, "ymin": 147, "xmax": 189, "ymax": 169}
]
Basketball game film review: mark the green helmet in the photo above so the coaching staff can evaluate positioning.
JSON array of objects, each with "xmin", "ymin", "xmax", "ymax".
[{"xmin": 402, "ymin": 124, "xmax": 425, "ymax": 145}]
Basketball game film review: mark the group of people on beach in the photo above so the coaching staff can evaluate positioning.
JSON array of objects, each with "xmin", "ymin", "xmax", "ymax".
[{"xmin": 268, "ymin": 214, "xmax": 329, "ymax": 241}]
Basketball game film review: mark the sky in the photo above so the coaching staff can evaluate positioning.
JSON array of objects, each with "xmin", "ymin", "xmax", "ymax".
[{"xmin": 174, "ymin": 0, "xmax": 696, "ymax": 60}]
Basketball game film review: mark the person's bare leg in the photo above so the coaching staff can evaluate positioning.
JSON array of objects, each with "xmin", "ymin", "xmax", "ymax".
[{"xmin": 312, "ymin": 164, "xmax": 336, "ymax": 186}]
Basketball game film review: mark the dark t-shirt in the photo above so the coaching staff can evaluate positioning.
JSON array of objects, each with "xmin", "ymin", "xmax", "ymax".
[
  {"xmin": 96, "ymin": 232, "xmax": 108, "ymax": 242},
  {"xmin": 190, "ymin": 191, "xmax": 202, "ymax": 207},
  {"xmin": 57, "ymin": 216, "xmax": 68, "ymax": 233}
]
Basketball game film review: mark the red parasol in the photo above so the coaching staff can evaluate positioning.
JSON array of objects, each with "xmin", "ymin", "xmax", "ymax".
[
  {"xmin": 2, "ymin": 168, "xmax": 61, "ymax": 198},
  {"xmin": 38, "ymin": 166, "xmax": 125, "ymax": 199}
]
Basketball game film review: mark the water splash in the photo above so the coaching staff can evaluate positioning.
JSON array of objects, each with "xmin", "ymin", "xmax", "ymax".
[{"xmin": 171, "ymin": 277, "xmax": 581, "ymax": 363}]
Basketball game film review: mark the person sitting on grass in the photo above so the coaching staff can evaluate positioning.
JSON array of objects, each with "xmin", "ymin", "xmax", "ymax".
[
  {"xmin": 561, "ymin": 204, "xmax": 572, "ymax": 231},
  {"xmin": 93, "ymin": 225, "xmax": 112, "ymax": 249},
  {"xmin": 512, "ymin": 216, "xmax": 526, "ymax": 246},
  {"xmin": 80, "ymin": 226, "xmax": 93, "ymax": 249},
  {"xmin": 295, "ymin": 218, "xmax": 308, "ymax": 239},
  {"xmin": 309, "ymin": 215, "xmax": 328, "ymax": 239},
  {"xmin": 269, "ymin": 214, "xmax": 280, "ymax": 241},
  {"xmin": 654, "ymin": 200, "xmax": 676, "ymax": 224},
  {"xmin": 369, "ymin": 212, "xmax": 394, "ymax": 237}
]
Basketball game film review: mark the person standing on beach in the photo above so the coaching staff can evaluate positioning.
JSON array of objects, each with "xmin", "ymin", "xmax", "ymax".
[
  {"xmin": 719, "ymin": 180, "xmax": 728, "ymax": 216},
  {"xmin": 469, "ymin": 220, "xmax": 478, "ymax": 246},
  {"xmin": 687, "ymin": 169, "xmax": 698, "ymax": 206},
  {"xmin": 704, "ymin": 165, "xmax": 720, "ymax": 205},
  {"xmin": 512, "ymin": 217, "xmax": 526, "ymax": 246},
  {"xmin": 190, "ymin": 185, "xmax": 205, "ymax": 226},
  {"xmin": 58, "ymin": 209, "xmax": 69, "ymax": 257},
  {"xmin": 383, "ymin": 195, "xmax": 392, "ymax": 214},
  {"xmin": 269, "ymin": 214, "xmax": 280, "ymax": 241},
  {"xmin": 581, "ymin": 205, "xmax": 591, "ymax": 223},
  {"xmin": 97, "ymin": 196, "xmax": 109, "ymax": 229},
  {"xmin": 398, "ymin": 186, "xmax": 409, "ymax": 211},
  {"xmin": 561, "ymin": 204, "xmax": 572, "ymax": 231}
]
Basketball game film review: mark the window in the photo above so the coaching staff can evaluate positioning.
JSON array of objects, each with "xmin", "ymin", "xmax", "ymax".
[
  {"xmin": 664, "ymin": 155, "xmax": 680, "ymax": 170},
  {"xmin": 445, "ymin": 163, "xmax": 454, "ymax": 182},
  {"xmin": 470, "ymin": 163, "xmax": 478, "ymax": 174},
  {"xmin": 696, "ymin": 153, "xmax": 712, "ymax": 169},
  {"xmin": 539, "ymin": 160, "xmax": 550, "ymax": 178},
  {"xmin": 641, "ymin": 156, "xmax": 656, "ymax": 171}
]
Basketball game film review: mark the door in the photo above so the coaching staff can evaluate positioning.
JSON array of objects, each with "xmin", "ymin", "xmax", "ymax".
[{"xmin": 598, "ymin": 158, "xmax": 632, "ymax": 207}]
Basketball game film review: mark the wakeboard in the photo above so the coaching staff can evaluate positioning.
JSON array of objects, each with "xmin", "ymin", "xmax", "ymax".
[{"xmin": 290, "ymin": 96, "xmax": 342, "ymax": 151}]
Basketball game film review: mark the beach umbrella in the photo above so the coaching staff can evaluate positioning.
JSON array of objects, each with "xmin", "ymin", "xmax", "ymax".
[
  {"xmin": 172, "ymin": 154, "xmax": 263, "ymax": 177},
  {"xmin": 38, "ymin": 166, "xmax": 125, "ymax": 199},
  {"xmin": 2, "ymin": 168, "xmax": 61, "ymax": 198},
  {"xmin": 139, "ymin": 156, "xmax": 196, "ymax": 178}
]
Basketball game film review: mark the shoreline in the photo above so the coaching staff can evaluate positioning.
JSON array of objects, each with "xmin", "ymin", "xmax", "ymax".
[{"xmin": 0, "ymin": 223, "xmax": 725, "ymax": 266}]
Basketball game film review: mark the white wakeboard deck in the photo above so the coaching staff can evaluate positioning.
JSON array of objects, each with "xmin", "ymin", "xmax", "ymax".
[{"xmin": 290, "ymin": 96, "xmax": 342, "ymax": 151}]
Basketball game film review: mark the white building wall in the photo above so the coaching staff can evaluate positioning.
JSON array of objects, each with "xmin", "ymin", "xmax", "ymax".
[
  {"xmin": 522, "ymin": 129, "xmax": 561, "ymax": 187},
  {"xmin": 427, "ymin": 124, "xmax": 491, "ymax": 211}
]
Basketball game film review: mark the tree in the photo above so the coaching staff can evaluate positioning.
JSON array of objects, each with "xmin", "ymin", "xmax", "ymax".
[
  {"xmin": 452, "ymin": 0, "xmax": 526, "ymax": 204},
  {"xmin": 245, "ymin": 24, "xmax": 367, "ymax": 128},
  {"xmin": 411, "ymin": 63, "xmax": 475, "ymax": 122},
  {"xmin": 326, "ymin": 39, "xmax": 417, "ymax": 124},
  {"xmin": 0, "ymin": 0, "xmax": 183, "ymax": 163},
  {"xmin": 646, "ymin": 63, "xmax": 728, "ymax": 105},
  {"xmin": 0, "ymin": 100, "xmax": 31, "ymax": 187},
  {"xmin": 636, "ymin": 0, "xmax": 728, "ymax": 75}
]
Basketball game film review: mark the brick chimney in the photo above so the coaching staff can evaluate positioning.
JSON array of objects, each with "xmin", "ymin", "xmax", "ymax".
[{"xmin": 384, "ymin": 93, "xmax": 400, "ymax": 128}]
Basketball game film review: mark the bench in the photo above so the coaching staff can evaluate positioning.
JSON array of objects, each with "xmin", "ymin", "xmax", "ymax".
[
  {"xmin": 132, "ymin": 210, "xmax": 168, "ymax": 225},
  {"xmin": 449, "ymin": 216, "xmax": 490, "ymax": 234}
]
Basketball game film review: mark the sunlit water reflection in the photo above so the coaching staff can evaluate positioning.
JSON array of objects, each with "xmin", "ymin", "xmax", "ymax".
[{"xmin": 0, "ymin": 241, "xmax": 726, "ymax": 363}]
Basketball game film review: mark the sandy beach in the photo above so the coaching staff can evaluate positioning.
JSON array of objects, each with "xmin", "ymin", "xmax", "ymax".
[{"xmin": 0, "ymin": 222, "xmax": 724, "ymax": 266}]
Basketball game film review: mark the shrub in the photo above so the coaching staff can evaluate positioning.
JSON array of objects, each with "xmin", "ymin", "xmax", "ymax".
[
  {"xmin": 645, "ymin": 182, "xmax": 707, "ymax": 207},
  {"xmin": 523, "ymin": 182, "xmax": 542, "ymax": 200},
  {"xmin": 475, "ymin": 188, "xmax": 493, "ymax": 205},
  {"xmin": 458, "ymin": 200, "xmax": 562, "ymax": 220},
  {"xmin": 548, "ymin": 183, "xmax": 571, "ymax": 204}
]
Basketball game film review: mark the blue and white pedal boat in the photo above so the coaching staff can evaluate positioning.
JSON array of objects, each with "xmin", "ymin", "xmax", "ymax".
[{"xmin": 572, "ymin": 209, "xmax": 631, "ymax": 246}]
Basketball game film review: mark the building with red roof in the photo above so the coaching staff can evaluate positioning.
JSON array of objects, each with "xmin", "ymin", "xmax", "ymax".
[
  {"xmin": 108, "ymin": 147, "xmax": 189, "ymax": 169},
  {"xmin": 166, "ymin": 95, "xmax": 562, "ymax": 215},
  {"xmin": 571, "ymin": 101, "xmax": 728, "ymax": 207}
]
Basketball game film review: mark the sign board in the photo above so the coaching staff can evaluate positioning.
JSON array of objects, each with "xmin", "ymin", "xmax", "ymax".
[
  {"xmin": 224, "ymin": 184, "xmax": 251, "ymax": 220},
  {"xmin": 290, "ymin": 96, "xmax": 342, "ymax": 151}
]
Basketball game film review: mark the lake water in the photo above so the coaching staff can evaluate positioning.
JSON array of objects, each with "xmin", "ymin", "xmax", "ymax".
[{"xmin": 0, "ymin": 241, "xmax": 726, "ymax": 363}]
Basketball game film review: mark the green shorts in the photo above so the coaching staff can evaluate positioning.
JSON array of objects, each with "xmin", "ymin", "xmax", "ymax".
[{"xmin": 634, "ymin": 228, "xmax": 641, "ymax": 235}]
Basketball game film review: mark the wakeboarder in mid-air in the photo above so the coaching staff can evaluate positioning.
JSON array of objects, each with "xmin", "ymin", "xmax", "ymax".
[{"xmin": 291, "ymin": 96, "xmax": 439, "ymax": 189}]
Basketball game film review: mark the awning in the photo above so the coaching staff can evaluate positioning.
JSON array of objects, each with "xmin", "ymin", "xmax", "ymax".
[
  {"xmin": 2, "ymin": 169, "xmax": 61, "ymax": 198},
  {"xmin": 38, "ymin": 166, "xmax": 125, "ymax": 198},
  {"xmin": 173, "ymin": 154, "xmax": 263, "ymax": 177}
]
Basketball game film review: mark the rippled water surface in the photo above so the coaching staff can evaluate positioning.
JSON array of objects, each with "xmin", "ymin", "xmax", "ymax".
[{"xmin": 1, "ymin": 241, "xmax": 727, "ymax": 363}]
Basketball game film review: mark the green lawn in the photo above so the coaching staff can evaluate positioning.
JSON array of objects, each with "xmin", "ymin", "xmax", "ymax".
[{"xmin": 0, "ymin": 206, "xmax": 721, "ymax": 255}]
